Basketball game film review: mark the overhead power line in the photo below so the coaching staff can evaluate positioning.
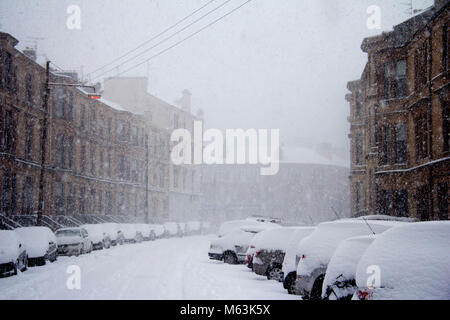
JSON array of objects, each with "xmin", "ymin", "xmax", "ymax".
[
  {"xmin": 91, "ymin": 0, "xmax": 253, "ymax": 82},
  {"xmin": 87, "ymin": 0, "xmax": 218, "ymax": 77},
  {"xmin": 89, "ymin": 0, "xmax": 235, "ymax": 81}
]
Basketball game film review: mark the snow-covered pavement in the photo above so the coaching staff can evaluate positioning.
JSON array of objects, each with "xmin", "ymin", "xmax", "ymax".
[{"xmin": 0, "ymin": 235, "xmax": 298, "ymax": 300}]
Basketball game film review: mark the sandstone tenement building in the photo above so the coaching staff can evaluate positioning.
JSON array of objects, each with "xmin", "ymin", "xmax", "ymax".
[{"xmin": 347, "ymin": 0, "xmax": 449, "ymax": 220}]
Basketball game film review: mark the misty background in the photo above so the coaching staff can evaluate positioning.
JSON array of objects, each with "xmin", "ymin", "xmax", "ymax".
[{"xmin": 0, "ymin": 0, "xmax": 433, "ymax": 164}]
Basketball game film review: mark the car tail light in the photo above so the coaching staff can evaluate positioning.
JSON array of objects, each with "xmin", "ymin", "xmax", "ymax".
[
  {"xmin": 296, "ymin": 275, "xmax": 301, "ymax": 280},
  {"xmin": 245, "ymin": 255, "xmax": 251, "ymax": 264},
  {"xmin": 357, "ymin": 288, "xmax": 373, "ymax": 300},
  {"xmin": 250, "ymin": 245, "xmax": 255, "ymax": 249},
  {"xmin": 301, "ymin": 254, "xmax": 306, "ymax": 259},
  {"xmin": 255, "ymin": 250, "xmax": 262, "ymax": 257}
]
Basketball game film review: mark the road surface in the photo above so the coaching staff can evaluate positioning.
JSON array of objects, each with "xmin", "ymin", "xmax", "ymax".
[{"xmin": 0, "ymin": 235, "xmax": 298, "ymax": 300}]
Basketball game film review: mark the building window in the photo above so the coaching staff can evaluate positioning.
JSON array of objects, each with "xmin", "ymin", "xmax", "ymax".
[
  {"xmin": 1, "ymin": 170, "xmax": 11, "ymax": 215},
  {"xmin": 26, "ymin": 73, "xmax": 33, "ymax": 104},
  {"xmin": 394, "ymin": 60, "xmax": 407, "ymax": 98},
  {"xmin": 80, "ymin": 145, "xmax": 86, "ymax": 173},
  {"xmin": 90, "ymin": 146, "xmax": 96, "ymax": 176},
  {"xmin": 66, "ymin": 136, "xmax": 73, "ymax": 169},
  {"xmin": 90, "ymin": 189, "xmax": 96, "ymax": 214},
  {"xmin": 416, "ymin": 186, "xmax": 430, "ymax": 221},
  {"xmin": 21, "ymin": 176, "xmax": 34, "ymax": 215},
  {"xmin": 54, "ymin": 182, "xmax": 65, "ymax": 215},
  {"xmin": 56, "ymin": 134, "xmax": 65, "ymax": 168},
  {"xmin": 80, "ymin": 104, "xmax": 86, "ymax": 130},
  {"xmin": 355, "ymin": 182, "xmax": 364, "ymax": 213},
  {"xmin": 25, "ymin": 122, "xmax": 33, "ymax": 160},
  {"xmin": 355, "ymin": 91, "xmax": 363, "ymax": 117},
  {"xmin": 99, "ymin": 151, "xmax": 104, "ymax": 177},
  {"xmin": 383, "ymin": 64, "xmax": 391, "ymax": 99},
  {"xmin": 107, "ymin": 118, "xmax": 112, "ymax": 137},
  {"xmin": 443, "ymin": 100, "xmax": 449, "ymax": 152},
  {"xmin": 67, "ymin": 92, "xmax": 74, "ymax": 121},
  {"xmin": 355, "ymin": 133, "xmax": 363, "ymax": 165},
  {"xmin": 66, "ymin": 184, "xmax": 75, "ymax": 216},
  {"xmin": 415, "ymin": 114, "xmax": 428, "ymax": 160},
  {"xmin": 55, "ymin": 88, "xmax": 65, "ymax": 118},
  {"xmin": 98, "ymin": 190, "xmax": 103, "ymax": 215},
  {"xmin": 394, "ymin": 190, "xmax": 408, "ymax": 217},
  {"xmin": 79, "ymin": 187, "xmax": 86, "ymax": 215},
  {"xmin": 132, "ymin": 126, "xmax": 139, "ymax": 145},
  {"xmin": 106, "ymin": 191, "xmax": 112, "ymax": 215},
  {"xmin": 444, "ymin": 23, "xmax": 449, "ymax": 72},
  {"xmin": 99, "ymin": 114, "xmax": 104, "ymax": 137},
  {"xmin": 395, "ymin": 122, "xmax": 407, "ymax": 163},
  {"xmin": 3, "ymin": 109, "xmax": 16, "ymax": 153},
  {"xmin": 117, "ymin": 120, "xmax": 126, "ymax": 141},
  {"xmin": 4, "ymin": 51, "xmax": 13, "ymax": 90},
  {"xmin": 414, "ymin": 42, "xmax": 427, "ymax": 90},
  {"xmin": 90, "ymin": 107, "xmax": 96, "ymax": 133},
  {"xmin": 437, "ymin": 183, "xmax": 448, "ymax": 220}
]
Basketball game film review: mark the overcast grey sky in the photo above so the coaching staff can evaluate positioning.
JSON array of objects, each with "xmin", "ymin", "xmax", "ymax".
[{"xmin": 0, "ymin": 0, "xmax": 434, "ymax": 159}]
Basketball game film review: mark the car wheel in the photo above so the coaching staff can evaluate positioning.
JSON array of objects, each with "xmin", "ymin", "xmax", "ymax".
[
  {"xmin": 267, "ymin": 266, "xmax": 283, "ymax": 282},
  {"xmin": 310, "ymin": 274, "xmax": 325, "ymax": 300},
  {"xmin": 78, "ymin": 244, "xmax": 84, "ymax": 256},
  {"xmin": 223, "ymin": 251, "xmax": 238, "ymax": 265}
]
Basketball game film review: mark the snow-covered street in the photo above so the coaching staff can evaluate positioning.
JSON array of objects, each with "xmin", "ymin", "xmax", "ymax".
[{"xmin": 0, "ymin": 235, "xmax": 297, "ymax": 300}]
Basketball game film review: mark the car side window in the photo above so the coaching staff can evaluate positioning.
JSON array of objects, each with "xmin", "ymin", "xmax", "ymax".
[{"xmin": 81, "ymin": 229, "xmax": 88, "ymax": 238}]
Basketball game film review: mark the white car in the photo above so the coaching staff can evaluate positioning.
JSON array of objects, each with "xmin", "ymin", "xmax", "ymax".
[
  {"xmin": 81, "ymin": 224, "xmax": 111, "ymax": 250},
  {"xmin": 134, "ymin": 224, "xmax": 155, "ymax": 241},
  {"xmin": 246, "ymin": 226, "xmax": 315, "ymax": 282},
  {"xmin": 14, "ymin": 226, "xmax": 58, "ymax": 266},
  {"xmin": 101, "ymin": 223, "xmax": 124, "ymax": 245},
  {"xmin": 186, "ymin": 221, "xmax": 201, "ymax": 235},
  {"xmin": 217, "ymin": 218, "xmax": 280, "ymax": 238},
  {"xmin": 0, "ymin": 230, "xmax": 28, "ymax": 277},
  {"xmin": 149, "ymin": 224, "xmax": 165, "ymax": 239},
  {"xmin": 120, "ymin": 224, "xmax": 142, "ymax": 243},
  {"xmin": 294, "ymin": 218, "xmax": 408, "ymax": 300},
  {"xmin": 355, "ymin": 221, "xmax": 450, "ymax": 300},
  {"xmin": 163, "ymin": 222, "xmax": 180, "ymax": 238},
  {"xmin": 55, "ymin": 227, "xmax": 93, "ymax": 256},
  {"xmin": 279, "ymin": 226, "xmax": 317, "ymax": 294},
  {"xmin": 322, "ymin": 235, "xmax": 376, "ymax": 300},
  {"xmin": 209, "ymin": 224, "xmax": 279, "ymax": 264}
]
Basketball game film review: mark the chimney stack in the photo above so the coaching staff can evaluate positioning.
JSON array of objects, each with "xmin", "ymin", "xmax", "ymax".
[
  {"xmin": 23, "ymin": 47, "xmax": 36, "ymax": 62},
  {"xmin": 181, "ymin": 89, "xmax": 192, "ymax": 113}
]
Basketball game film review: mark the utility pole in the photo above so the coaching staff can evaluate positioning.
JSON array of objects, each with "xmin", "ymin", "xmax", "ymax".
[
  {"xmin": 37, "ymin": 61, "xmax": 51, "ymax": 226},
  {"xmin": 144, "ymin": 134, "xmax": 149, "ymax": 224}
]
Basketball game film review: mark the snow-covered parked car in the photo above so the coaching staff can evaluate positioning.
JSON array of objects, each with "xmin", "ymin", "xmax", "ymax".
[
  {"xmin": 55, "ymin": 227, "xmax": 93, "ymax": 256},
  {"xmin": 278, "ymin": 226, "xmax": 317, "ymax": 294},
  {"xmin": 247, "ymin": 227, "xmax": 315, "ymax": 282},
  {"xmin": 14, "ymin": 226, "xmax": 58, "ymax": 266},
  {"xmin": 81, "ymin": 224, "xmax": 111, "ymax": 250},
  {"xmin": 149, "ymin": 224, "xmax": 165, "ymax": 239},
  {"xmin": 354, "ymin": 221, "xmax": 450, "ymax": 300},
  {"xmin": 163, "ymin": 222, "xmax": 181, "ymax": 238},
  {"xmin": 217, "ymin": 218, "xmax": 280, "ymax": 238},
  {"xmin": 322, "ymin": 235, "xmax": 376, "ymax": 300},
  {"xmin": 209, "ymin": 224, "xmax": 279, "ymax": 264},
  {"xmin": 0, "ymin": 230, "xmax": 28, "ymax": 277},
  {"xmin": 134, "ymin": 224, "xmax": 155, "ymax": 241},
  {"xmin": 120, "ymin": 224, "xmax": 143, "ymax": 243},
  {"xmin": 101, "ymin": 223, "xmax": 124, "ymax": 246},
  {"xmin": 294, "ymin": 218, "xmax": 408, "ymax": 300},
  {"xmin": 186, "ymin": 221, "xmax": 201, "ymax": 235},
  {"xmin": 178, "ymin": 222, "xmax": 187, "ymax": 236}
]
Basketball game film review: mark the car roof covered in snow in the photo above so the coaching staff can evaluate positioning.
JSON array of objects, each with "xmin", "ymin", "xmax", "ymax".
[
  {"xmin": 296, "ymin": 219, "xmax": 408, "ymax": 277},
  {"xmin": 355, "ymin": 221, "xmax": 450, "ymax": 300}
]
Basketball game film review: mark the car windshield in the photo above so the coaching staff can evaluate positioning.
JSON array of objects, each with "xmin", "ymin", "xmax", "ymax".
[{"xmin": 56, "ymin": 229, "xmax": 80, "ymax": 237}]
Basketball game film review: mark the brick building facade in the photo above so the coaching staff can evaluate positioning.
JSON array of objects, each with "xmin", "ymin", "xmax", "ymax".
[
  {"xmin": 347, "ymin": 0, "xmax": 449, "ymax": 220},
  {"xmin": 0, "ymin": 32, "xmax": 170, "ymax": 224}
]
